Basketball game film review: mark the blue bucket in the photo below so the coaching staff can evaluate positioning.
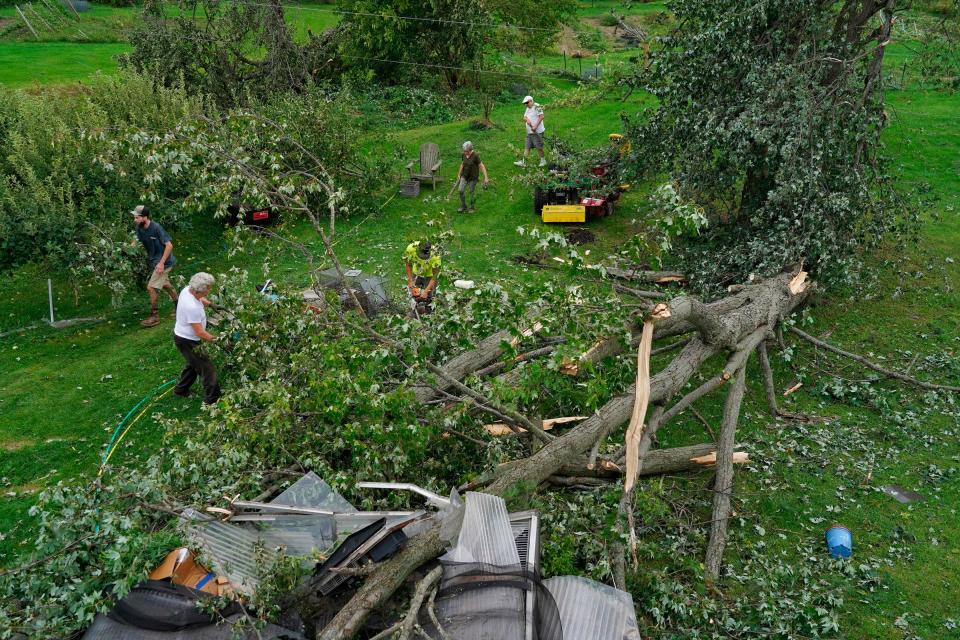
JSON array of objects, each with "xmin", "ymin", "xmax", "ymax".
[{"xmin": 825, "ymin": 525, "xmax": 852, "ymax": 559}]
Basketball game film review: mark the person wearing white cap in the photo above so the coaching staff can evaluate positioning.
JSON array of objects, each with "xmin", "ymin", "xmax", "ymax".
[{"xmin": 515, "ymin": 95, "xmax": 546, "ymax": 167}]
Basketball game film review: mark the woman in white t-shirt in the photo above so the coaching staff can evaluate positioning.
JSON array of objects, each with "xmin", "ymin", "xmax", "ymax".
[
  {"xmin": 172, "ymin": 272, "xmax": 222, "ymax": 404},
  {"xmin": 515, "ymin": 95, "xmax": 546, "ymax": 167}
]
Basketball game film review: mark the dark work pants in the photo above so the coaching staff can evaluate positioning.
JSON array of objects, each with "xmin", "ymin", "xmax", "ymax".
[{"xmin": 173, "ymin": 335, "xmax": 221, "ymax": 404}]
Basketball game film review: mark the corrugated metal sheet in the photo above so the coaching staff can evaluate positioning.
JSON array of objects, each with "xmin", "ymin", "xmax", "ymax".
[
  {"xmin": 183, "ymin": 509, "xmax": 275, "ymax": 595},
  {"xmin": 542, "ymin": 576, "xmax": 641, "ymax": 640},
  {"xmin": 431, "ymin": 495, "xmax": 529, "ymax": 640},
  {"xmin": 442, "ymin": 492, "xmax": 520, "ymax": 565}
]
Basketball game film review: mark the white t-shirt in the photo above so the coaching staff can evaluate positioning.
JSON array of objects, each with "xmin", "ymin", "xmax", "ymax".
[
  {"xmin": 524, "ymin": 105, "xmax": 545, "ymax": 134},
  {"xmin": 174, "ymin": 286, "xmax": 207, "ymax": 341}
]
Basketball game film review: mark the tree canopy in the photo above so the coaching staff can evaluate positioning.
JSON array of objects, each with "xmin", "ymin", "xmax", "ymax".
[{"xmin": 626, "ymin": 0, "xmax": 915, "ymax": 287}]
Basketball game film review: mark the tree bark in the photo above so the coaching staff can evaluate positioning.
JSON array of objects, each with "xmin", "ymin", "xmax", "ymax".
[
  {"xmin": 704, "ymin": 364, "xmax": 747, "ymax": 582},
  {"xmin": 758, "ymin": 341, "xmax": 779, "ymax": 415},
  {"xmin": 316, "ymin": 523, "xmax": 447, "ymax": 640},
  {"xmin": 413, "ymin": 312, "xmax": 542, "ymax": 403},
  {"xmin": 547, "ymin": 442, "xmax": 745, "ymax": 478},
  {"xmin": 316, "ymin": 269, "xmax": 811, "ymax": 639}
]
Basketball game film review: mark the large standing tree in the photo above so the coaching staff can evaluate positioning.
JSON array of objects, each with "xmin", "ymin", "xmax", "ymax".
[
  {"xmin": 627, "ymin": 0, "xmax": 913, "ymax": 287},
  {"xmin": 337, "ymin": 0, "xmax": 575, "ymax": 88}
]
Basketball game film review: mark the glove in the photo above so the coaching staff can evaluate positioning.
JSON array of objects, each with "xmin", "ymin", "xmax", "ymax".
[{"xmin": 412, "ymin": 287, "xmax": 421, "ymax": 297}]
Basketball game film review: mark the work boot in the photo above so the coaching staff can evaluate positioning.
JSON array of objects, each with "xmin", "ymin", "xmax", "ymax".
[
  {"xmin": 457, "ymin": 207, "xmax": 466, "ymax": 213},
  {"xmin": 539, "ymin": 157, "xmax": 547, "ymax": 167},
  {"xmin": 468, "ymin": 206, "xmax": 475, "ymax": 212},
  {"xmin": 514, "ymin": 159, "xmax": 525, "ymax": 167},
  {"xmin": 141, "ymin": 312, "xmax": 160, "ymax": 327}
]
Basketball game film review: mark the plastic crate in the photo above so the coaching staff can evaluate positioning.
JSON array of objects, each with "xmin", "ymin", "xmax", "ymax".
[{"xmin": 542, "ymin": 204, "xmax": 586, "ymax": 223}]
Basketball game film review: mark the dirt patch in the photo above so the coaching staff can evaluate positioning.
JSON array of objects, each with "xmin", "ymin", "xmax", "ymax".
[
  {"xmin": 5, "ymin": 482, "xmax": 41, "ymax": 497},
  {"xmin": 565, "ymin": 228, "xmax": 595, "ymax": 245},
  {"xmin": 512, "ymin": 254, "xmax": 545, "ymax": 266},
  {"xmin": 558, "ymin": 26, "xmax": 582, "ymax": 55},
  {"xmin": 583, "ymin": 17, "xmax": 646, "ymax": 50},
  {"xmin": 2, "ymin": 439, "xmax": 34, "ymax": 452}
]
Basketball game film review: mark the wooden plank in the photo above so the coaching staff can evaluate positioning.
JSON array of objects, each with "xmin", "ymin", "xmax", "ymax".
[{"xmin": 16, "ymin": 5, "xmax": 39, "ymax": 38}]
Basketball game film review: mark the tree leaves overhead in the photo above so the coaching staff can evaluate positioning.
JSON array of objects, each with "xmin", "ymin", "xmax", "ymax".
[{"xmin": 625, "ymin": 0, "xmax": 918, "ymax": 289}]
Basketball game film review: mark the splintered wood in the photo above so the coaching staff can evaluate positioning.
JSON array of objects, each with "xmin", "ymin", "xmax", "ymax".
[
  {"xmin": 508, "ymin": 321, "xmax": 544, "ymax": 349},
  {"xmin": 560, "ymin": 339, "xmax": 606, "ymax": 376},
  {"xmin": 483, "ymin": 416, "xmax": 587, "ymax": 437},
  {"xmin": 623, "ymin": 320, "xmax": 655, "ymax": 494},
  {"xmin": 689, "ymin": 451, "xmax": 749, "ymax": 466},
  {"xmin": 788, "ymin": 270, "xmax": 808, "ymax": 295}
]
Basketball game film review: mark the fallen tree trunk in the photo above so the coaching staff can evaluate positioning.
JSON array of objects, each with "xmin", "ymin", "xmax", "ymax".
[
  {"xmin": 606, "ymin": 267, "xmax": 687, "ymax": 283},
  {"xmin": 316, "ymin": 269, "xmax": 811, "ymax": 639},
  {"xmin": 413, "ymin": 313, "xmax": 543, "ymax": 403},
  {"xmin": 527, "ymin": 442, "xmax": 748, "ymax": 478}
]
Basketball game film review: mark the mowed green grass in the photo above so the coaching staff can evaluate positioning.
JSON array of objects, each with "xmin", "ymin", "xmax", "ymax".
[
  {"xmin": 0, "ymin": 2, "xmax": 339, "ymax": 87},
  {"xmin": 0, "ymin": 41, "xmax": 129, "ymax": 87}
]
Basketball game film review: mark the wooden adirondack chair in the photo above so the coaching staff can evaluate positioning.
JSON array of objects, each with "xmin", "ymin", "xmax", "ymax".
[{"xmin": 406, "ymin": 143, "xmax": 443, "ymax": 189}]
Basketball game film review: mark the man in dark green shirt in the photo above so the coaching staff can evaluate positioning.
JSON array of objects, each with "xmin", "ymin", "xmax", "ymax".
[{"xmin": 455, "ymin": 141, "xmax": 490, "ymax": 213}]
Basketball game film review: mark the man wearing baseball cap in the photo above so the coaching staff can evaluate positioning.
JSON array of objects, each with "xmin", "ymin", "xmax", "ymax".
[
  {"xmin": 131, "ymin": 205, "xmax": 178, "ymax": 327},
  {"xmin": 403, "ymin": 239, "xmax": 441, "ymax": 313},
  {"xmin": 515, "ymin": 95, "xmax": 546, "ymax": 167}
]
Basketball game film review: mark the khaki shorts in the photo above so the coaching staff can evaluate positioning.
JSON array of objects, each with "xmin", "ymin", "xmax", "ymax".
[{"xmin": 147, "ymin": 266, "xmax": 172, "ymax": 289}]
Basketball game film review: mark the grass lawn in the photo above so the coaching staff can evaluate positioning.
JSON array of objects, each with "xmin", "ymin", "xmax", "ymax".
[
  {"xmin": 0, "ymin": 41, "xmax": 129, "ymax": 87},
  {"xmin": 0, "ymin": 2, "xmax": 340, "ymax": 87},
  {"xmin": 2, "ymin": 5, "xmax": 959, "ymax": 640}
]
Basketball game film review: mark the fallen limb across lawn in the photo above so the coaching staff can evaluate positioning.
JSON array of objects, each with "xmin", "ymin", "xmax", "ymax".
[{"xmin": 315, "ymin": 267, "xmax": 812, "ymax": 639}]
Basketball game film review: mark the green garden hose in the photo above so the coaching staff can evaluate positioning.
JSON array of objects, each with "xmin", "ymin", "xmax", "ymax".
[{"xmin": 98, "ymin": 378, "xmax": 177, "ymax": 476}]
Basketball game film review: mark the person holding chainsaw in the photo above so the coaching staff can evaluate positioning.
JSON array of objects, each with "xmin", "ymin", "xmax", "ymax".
[
  {"xmin": 454, "ymin": 141, "xmax": 490, "ymax": 213},
  {"xmin": 131, "ymin": 204, "xmax": 179, "ymax": 327},
  {"xmin": 403, "ymin": 240, "xmax": 441, "ymax": 313},
  {"xmin": 173, "ymin": 272, "xmax": 221, "ymax": 405}
]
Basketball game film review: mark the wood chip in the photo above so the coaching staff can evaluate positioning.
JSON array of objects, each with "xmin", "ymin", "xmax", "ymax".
[{"xmin": 783, "ymin": 382, "xmax": 803, "ymax": 397}]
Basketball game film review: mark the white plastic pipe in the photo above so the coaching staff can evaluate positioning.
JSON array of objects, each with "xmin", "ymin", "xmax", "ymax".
[{"xmin": 47, "ymin": 279, "xmax": 54, "ymax": 323}]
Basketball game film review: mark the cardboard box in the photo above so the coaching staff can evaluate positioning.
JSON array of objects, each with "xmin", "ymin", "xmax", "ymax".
[{"xmin": 149, "ymin": 547, "xmax": 230, "ymax": 596}]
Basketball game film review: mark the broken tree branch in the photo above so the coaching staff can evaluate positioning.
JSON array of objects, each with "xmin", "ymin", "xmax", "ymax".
[
  {"xmin": 705, "ymin": 364, "xmax": 747, "ymax": 582},
  {"xmin": 413, "ymin": 310, "xmax": 543, "ymax": 403},
  {"xmin": 397, "ymin": 566, "xmax": 442, "ymax": 640},
  {"xmin": 317, "ymin": 269, "xmax": 812, "ymax": 638},
  {"xmin": 789, "ymin": 326, "xmax": 960, "ymax": 392},
  {"xmin": 758, "ymin": 340, "xmax": 779, "ymax": 415}
]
